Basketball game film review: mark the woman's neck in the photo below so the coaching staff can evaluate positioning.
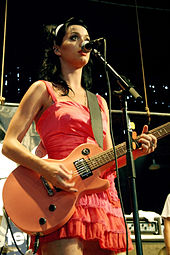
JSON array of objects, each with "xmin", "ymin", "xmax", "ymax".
[{"xmin": 61, "ymin": 64, "xmax": 84, "ymax": 92}]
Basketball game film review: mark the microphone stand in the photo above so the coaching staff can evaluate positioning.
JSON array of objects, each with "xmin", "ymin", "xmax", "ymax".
[{"xmin": 93, "ymin": 49, "xmax": 143, "ymax": 255}]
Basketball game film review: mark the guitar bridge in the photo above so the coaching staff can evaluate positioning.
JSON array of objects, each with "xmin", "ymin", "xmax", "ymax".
[
  {"xmin": 74, "ymin": 158, "xmax": 92, "ymax": 180},
  {"xmin": 40, "ymin": 176, "xmax": 54, "ymax": 196}
]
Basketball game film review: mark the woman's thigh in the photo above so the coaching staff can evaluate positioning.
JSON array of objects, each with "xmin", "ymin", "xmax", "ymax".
[
  {"xmin": 83, "ymin": 240, "xmax": 115, "ymax": 255},
  {"xmin": 40, "ymin": 238, "xmax": 125, "ymax": 255},
  {"xmin": 40, "ymin": 238, "xmax": 83, "ymax": 255}
]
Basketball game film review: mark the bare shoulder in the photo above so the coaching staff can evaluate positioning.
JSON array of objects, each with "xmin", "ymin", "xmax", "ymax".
[
  {"xmin": 25, "ymin": 81, "xmax": 55, "ymax": 123},
  {"xmin": 20, "ymin": 80, "xmax": 50, "ymax": 105},
  {"xmin": 26, "ymin": 80, "xmax": 48, "ymax": 94},
  {"xmin": 13, "ymin": 80, "xmax": 51, "ymax": 121}
]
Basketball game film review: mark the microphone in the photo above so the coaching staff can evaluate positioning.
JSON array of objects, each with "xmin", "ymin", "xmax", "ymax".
[{"xmin": 81, "ymin": 38, "xmax": 104, "ymax": 53}]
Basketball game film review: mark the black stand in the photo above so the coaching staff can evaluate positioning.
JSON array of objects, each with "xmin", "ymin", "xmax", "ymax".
[
  {"xmin": 93, "ymin": 49, "xmax": 142, "ymax": 100},
  {"xmin": 93, "ymin": 49, "xmax": 143, "ymax": 254},
  {"xmin": 119, "ymin": 92, "xmax": 143, "ymax": 255}
]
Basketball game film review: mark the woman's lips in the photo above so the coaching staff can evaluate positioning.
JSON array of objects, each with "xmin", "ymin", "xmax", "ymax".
[{"xmin": 78, "ymin": 50, "xmax": 87, "ymax": 56}]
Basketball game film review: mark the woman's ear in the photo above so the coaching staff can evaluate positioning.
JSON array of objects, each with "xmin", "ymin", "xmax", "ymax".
[{"xmin": 53, "ymin": 46, "xmax": 61, "ymax": 56}]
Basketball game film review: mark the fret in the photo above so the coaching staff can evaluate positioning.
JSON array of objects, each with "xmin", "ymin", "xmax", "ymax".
[
  {"xmin": 87, "ymin": 149, "xmax": 113, "ymax": 170},
  {"xmin": 117, "ymin": 144, "xmax": 126, "ymax": 157},
  {"xmin": 150, "ymin": 122, "xmax": 170, "ymax": 140},
  {"xmin": 153, "ymin": 128, "xmax": 168, "ymax": 139},
  {"xmin": 86, "ymin": 144, "xmax": 126, "ymax": 171}
]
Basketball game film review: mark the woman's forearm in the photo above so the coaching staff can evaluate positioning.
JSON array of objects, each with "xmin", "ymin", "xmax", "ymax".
[{"xmin": 164, "ymin": 218, "xmax": 170, "ymax": 255}]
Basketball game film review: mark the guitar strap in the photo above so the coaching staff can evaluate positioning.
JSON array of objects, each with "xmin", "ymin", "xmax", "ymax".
[{"xmin": 86, "ymin": 90, "xmax": 103, "ymax": 149}]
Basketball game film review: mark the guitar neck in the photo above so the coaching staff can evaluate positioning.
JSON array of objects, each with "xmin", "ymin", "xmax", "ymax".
[{"xmin": 87, "ymin": 122, "xmax": 170, "ymax": 171}]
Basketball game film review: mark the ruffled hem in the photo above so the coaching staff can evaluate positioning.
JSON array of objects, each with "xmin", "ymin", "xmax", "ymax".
[
  {"xmin": 76, "ymin": 192, "xmax": 123, "ymax": 217},
  {"xmin": 30, "ymin": 206, "xmax": 133, "ymax": 254}
]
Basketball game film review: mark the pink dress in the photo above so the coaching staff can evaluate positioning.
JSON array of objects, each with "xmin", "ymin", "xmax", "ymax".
[{"xmin": 30, "ymin": 80, "xmax": 133, "ymax": 254}]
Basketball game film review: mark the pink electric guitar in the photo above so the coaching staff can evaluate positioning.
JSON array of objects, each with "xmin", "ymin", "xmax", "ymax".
[{"xmin": 2, "ymin": 122, "xmax": 170, "ymax": 236}]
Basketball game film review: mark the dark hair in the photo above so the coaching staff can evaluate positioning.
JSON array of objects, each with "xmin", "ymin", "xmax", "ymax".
[{"xmin": 39, "ymin": 17, "xmax": 93, "ymax": 94}]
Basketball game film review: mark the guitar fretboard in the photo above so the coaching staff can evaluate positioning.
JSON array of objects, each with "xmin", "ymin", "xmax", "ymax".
[{"xmin": 86, "ymin": 122, "xmax": 170, "ymax": 171}]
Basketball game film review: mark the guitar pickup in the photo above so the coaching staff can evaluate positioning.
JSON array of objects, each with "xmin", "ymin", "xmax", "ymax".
[{"xmin": 74, "ymin": 158, "xmax": 93, "ymax": 180}]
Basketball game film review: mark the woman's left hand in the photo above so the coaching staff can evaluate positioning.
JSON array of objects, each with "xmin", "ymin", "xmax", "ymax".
[{"xmin": 138, "ymin": 125, "xmax": 157, "ymax": 154}]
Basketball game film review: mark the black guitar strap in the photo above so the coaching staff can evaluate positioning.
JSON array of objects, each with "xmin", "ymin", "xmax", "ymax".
[{"xmin": 86, "ymin": 90, "xmax": 103, "ymax": 149}]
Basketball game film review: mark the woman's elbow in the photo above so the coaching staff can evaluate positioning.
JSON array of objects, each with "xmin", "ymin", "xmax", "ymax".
[
  {"xmin": 2, "ymin": 141, "xmax": 9, "ymax": 157},
  {"xmin": 1, "ymin": 138, "xmax": 14, "ymax": 158}
]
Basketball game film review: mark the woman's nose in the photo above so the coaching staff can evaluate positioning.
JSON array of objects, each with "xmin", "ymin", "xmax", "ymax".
[{"xmin": 79, "ymin": 37, "xmax": 84, "ymax": 46}]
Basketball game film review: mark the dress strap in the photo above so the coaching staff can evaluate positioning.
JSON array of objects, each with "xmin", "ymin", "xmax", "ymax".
[
  {"xmin": 86, "ymin": 90, "xmax": 103, "ymax": 149},
  {"xmin": 41, "ymin": 80, "xmax": 57, "ymax": 103}
]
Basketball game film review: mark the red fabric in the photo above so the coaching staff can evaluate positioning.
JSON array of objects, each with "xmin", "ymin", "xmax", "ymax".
[{"xmin": 31, "ymin": 81, "xmax": 133, "ymax": 254}]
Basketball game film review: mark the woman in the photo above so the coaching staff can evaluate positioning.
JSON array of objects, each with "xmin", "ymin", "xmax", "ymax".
[{"xmin": 2, "ymin": 17, "xmax": 157, "ymax": 255}]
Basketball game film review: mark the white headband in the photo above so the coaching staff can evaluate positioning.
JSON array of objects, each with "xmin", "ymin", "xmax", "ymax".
[{"xmin": 55, "ymin": 24, "xmax": 64, "ymax": 37}]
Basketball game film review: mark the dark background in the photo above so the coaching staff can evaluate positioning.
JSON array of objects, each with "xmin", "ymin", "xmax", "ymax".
[{"xmin": 0, "ymin": 0, "xmax": 170, "ymax": 214}]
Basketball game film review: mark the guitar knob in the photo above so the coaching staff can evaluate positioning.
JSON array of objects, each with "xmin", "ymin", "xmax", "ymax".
[
  {"xmin": 49, "ymin": 204, "xmax": 56, "ymax": 211},
  {"xmin": 82, "ymin": 148, "xmax": 90, "ymax": 155},
  {"xmin": 39, "ymin": 217, "xmax": 46, "ymax": 225}
]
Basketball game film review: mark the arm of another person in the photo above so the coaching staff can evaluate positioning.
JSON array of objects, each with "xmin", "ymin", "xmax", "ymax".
[
  {"xmin": 164, "ymin": 217, "xmax": 170, "ymax": 255},
  {"xmin": 101, "ymin": 96, "xmax": 157, "ymax": 169},
  {"xmin": 2, "ymin": 81, "xmax": 75, "ymax": 191}
]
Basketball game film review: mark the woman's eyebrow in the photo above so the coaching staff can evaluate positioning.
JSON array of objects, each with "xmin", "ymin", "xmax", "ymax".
[{"xmin": 70, "ymin": 31, "xmax": 90, "ymax": 38}]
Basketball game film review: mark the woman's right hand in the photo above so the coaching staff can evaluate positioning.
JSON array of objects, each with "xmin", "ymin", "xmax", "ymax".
[{"xmin": 41, "ymin": 160, "xmax": 78, "ymax": 192}]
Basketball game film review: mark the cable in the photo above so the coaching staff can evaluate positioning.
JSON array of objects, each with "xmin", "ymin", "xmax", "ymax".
[
  {"xmin": 103, "ymin": 39, "xmax": 129, "ymax": 255},
  {"xmin": 3, "ymin": 210, "xmax": 26, "ymax": 255}
]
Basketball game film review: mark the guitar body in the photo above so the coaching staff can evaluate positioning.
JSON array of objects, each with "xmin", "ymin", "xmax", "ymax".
[{"xmin": 3, "ymin": 143, "xmax": 110, "ymax": 236}]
